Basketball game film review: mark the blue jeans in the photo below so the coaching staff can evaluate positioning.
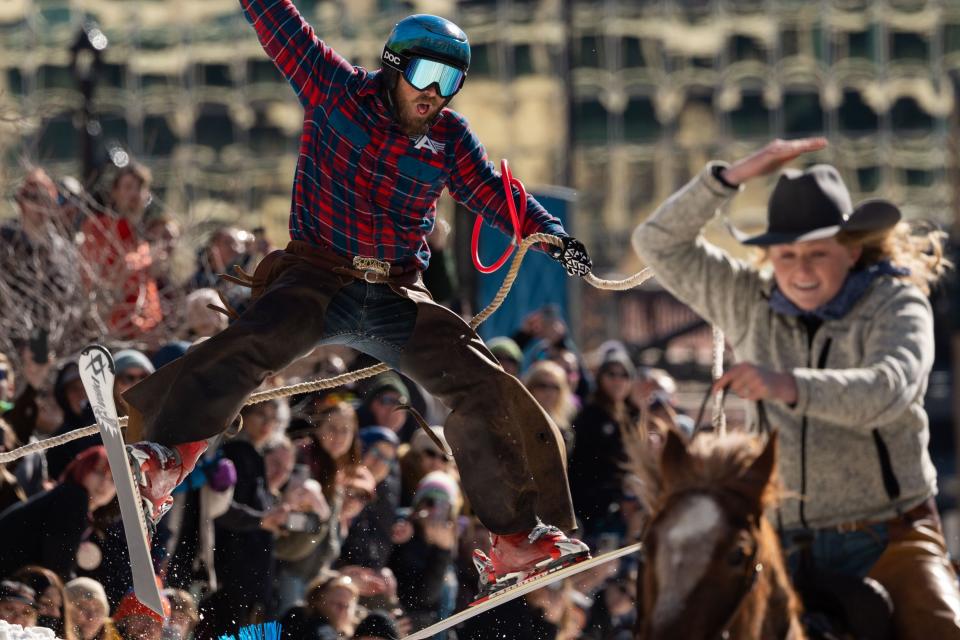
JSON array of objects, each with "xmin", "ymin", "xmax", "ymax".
[
  {"xmin": 781, "ymin": 524, "xmax": 889, "ymax": 580},
  {"xmin": 318, "ymin": 279, "xmax": 418, "ymax": 364}
]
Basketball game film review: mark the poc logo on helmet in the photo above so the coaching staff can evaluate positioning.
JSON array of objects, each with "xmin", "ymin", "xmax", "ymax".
[{"xmin": 382, "ymin": 50, "xmax": 403, "ymax": 68}]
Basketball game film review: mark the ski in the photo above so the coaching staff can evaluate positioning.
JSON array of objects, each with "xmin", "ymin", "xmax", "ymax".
[
  {"xmin": 401, "ymin": 542, "xmax": 642, "ymax": 640},
  {"xmin": 78, "ymin": 345, "xmax": 165, "ymax": 616}
]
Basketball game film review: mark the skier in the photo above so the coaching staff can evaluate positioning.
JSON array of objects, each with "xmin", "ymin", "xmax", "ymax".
[{"xmin": 121, "ymin": 1, "xmax": 592, "ymax": 594}]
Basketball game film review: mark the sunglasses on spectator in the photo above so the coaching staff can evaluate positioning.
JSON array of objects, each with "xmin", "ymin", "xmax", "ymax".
[
  {"xmin": 420, "ymin": 449, "xmax": 447, "ymax": 461},
  {"xmin": 118, "ymin": 372, "xmax": 149, "ymax": 385},
  {"xmin": 17, "ymin": 190, "xmax": 53, "ymax": 205},
  {"xmin": 344, "ymin": 487, "xmax": 373, "ymax": 503},
  {"xmin": 530, "ymin": 382, "xmax": 561, "ymax": 392},
  {"xmin": 376, "ymin": 394, "xmax": 406, "ymax": 407},
  {"xmin": 0, "ymin": 367, "xmax": 8, "ymax": 382},
  {"xmin": 602, "ymin": 369, "xmax": 631, "ymax": 379},
  {"xmin": 367, "ymin": 448, "xmax": 397, "ymax": 463}
]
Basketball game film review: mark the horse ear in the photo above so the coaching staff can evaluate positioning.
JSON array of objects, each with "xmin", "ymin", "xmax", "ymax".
[
  {"xmin": 740, "ymin": 431, "xmax": 778, "ymax": 510},
  {"xmin": 660, "ymin": 428, "xmax": 690, "ymax": 488}
]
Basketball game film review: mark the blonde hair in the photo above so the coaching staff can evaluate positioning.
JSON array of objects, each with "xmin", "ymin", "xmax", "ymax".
[
  {"xmin": 523, "ymin": 360, "xmax": 577, "ymax": 430},
  {"xmin": 836, "ymin": 221, "xmax": 950, "ymax": 295}
]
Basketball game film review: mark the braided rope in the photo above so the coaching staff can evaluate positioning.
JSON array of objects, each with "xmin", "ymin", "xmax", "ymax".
[
  {"xmin": 0, "ymin": 233, "xmax": 654, "ymax": 464},
  {"xmin": 711, "ymin": 325, "xmax": 727, "ymax": 435}
]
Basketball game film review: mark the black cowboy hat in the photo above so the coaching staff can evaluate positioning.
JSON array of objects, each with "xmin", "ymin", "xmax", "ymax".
[{"xmin": 728, "ymin": 164, "xmax": 901, "ymax": 246}]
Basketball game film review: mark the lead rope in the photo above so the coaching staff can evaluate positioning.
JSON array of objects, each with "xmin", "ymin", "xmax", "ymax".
[{"xmin": 711, "ymin": 325, "xmax": 727, "ymax": 435}]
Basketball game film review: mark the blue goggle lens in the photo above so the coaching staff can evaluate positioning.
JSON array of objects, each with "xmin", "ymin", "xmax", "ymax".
[{"xmin": 404, "ymin": 57, "xmax": 465, "ymax": 98}]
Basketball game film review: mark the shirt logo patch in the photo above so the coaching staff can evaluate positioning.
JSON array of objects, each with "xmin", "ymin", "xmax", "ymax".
[{"xmin": 412, "ymin": 135, "xmax": 444, "ymax": 155}]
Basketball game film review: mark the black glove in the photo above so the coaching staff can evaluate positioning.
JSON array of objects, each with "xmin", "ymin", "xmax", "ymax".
[{"xmin": 550, "ymin": 236, "xmax": 592, "ymax": 277}]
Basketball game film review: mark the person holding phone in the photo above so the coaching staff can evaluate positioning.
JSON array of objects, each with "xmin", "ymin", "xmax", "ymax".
[
  {"xmin": 389, "ymin": 470, "xmax": 461, "ymax": 630},
  {"xmin": 120, "ymin": 1, "xmax": 592, "ymax": 596}
]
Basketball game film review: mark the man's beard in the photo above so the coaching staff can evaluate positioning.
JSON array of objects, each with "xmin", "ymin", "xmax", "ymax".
[{"xmin": 393, "ymin": 89, "xmax": 441, "ymax": 136}]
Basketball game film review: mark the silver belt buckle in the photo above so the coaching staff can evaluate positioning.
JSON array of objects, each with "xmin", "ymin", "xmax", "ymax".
[{"xmin": 352, "ymin": 256, "xmax": 391, "ymax": 282}]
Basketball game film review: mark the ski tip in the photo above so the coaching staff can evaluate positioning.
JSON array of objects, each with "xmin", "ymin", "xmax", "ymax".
[{"xmin": 79, "ymin": 345, "xmax": 116, "ymax": 378}]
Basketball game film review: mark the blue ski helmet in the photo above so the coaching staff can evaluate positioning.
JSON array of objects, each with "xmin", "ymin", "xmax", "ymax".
[{"xmin": 381, "ymin": 15, "xmax": 470, "ymax": 96}]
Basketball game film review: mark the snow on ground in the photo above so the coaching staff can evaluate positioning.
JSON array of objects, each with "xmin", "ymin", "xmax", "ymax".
[{"xmin": 0, "ymin": 621, "xmax": 59, "ymax": 640}]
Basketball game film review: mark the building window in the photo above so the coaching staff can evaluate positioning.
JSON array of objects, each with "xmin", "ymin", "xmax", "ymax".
[
  {"xmin": 512, "ymin": 44, "xmax": 534, "ymax": 76},
  {"xmin": 195, "ymin": 105, "xmax": 236, "ymax": 150},
  {"xmin": 143, "ymin": 115, "xmax": 178, "ymax": 157},
  {"xmin": 857, "ymin": 166, "xmax": 881, "ymax": 192},
  {"xmin": 624, "ymin": 96, "xmax": 660, "ymax": 143},
  {"xmin": 574, "ymin": 98, "xmax": 608, "ymax": 145},
  {"xmin": 576, "ymin": 35, "xmax": 602, "ymax": 68},
  {"xmin": 891, "ymin": 32, "xmax": 929, "ymax": 62},
  {"xmin": 838, "ymin": 89, "xmax": 878, "ymax": 133},
  {"xmin": 783, "ymin": 91, "xmax": 823, "ymax": 135},
  {"xmin": 623, "ymin": 37, "xmax": 645, "ymax": 69},
  {"xmin": 37, "ymin": 114, "xmax": 76, "ymax": 160},
  {"xmin": 729, "ymin": 92, "xmax": 770, "ymax": 138},
  {"xmin": 890, "ymin": 96, "xmax": 933, "ymax": 134}
]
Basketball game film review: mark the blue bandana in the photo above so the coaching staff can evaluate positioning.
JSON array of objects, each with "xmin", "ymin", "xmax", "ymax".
[{"xmin": 769, "ymin": 260, "xmax": 910, "ymax": 321}]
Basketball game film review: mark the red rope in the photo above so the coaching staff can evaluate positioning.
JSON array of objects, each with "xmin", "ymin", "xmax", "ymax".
[{"xmin": 471, "ymin": 159, "xmax": 526, "ymax": 274}]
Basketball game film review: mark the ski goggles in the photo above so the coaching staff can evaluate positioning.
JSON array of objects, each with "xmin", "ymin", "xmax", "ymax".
[{"xmin": 383, "ymin": 50, "xmax": 466, "ymax": 98}]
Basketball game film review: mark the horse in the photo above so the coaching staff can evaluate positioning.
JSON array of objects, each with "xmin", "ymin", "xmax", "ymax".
[{"xmin": 631, "ymin": 428, "xmax": 805, "ymax": 640}]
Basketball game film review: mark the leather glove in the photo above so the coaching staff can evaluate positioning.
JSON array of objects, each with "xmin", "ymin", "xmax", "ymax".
[{"xmin": 550, "ymin": 236, "xmax": 592, "ymax": 277}]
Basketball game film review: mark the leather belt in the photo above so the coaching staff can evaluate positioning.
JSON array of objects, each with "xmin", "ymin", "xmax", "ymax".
[
  {"xmin": 285, "ymin": 241, "xmax": 421, "ymax": 287},
  {"xmin": 832, "ymin": 497, "xmax": 938, "ymax": 534}
]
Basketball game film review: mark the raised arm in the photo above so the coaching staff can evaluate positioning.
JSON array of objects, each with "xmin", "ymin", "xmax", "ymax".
[
  {"xmin": 447, "ymin": 120, "xmax": 566, "ymax": 244},
  {"xmin": 239, "ymin": 0, "xmax": 355, "ymax": 108}
]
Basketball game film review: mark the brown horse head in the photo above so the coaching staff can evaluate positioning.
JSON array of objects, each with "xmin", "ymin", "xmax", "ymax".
[{"xmin": 636, "ymin": 429, "xmax": 804, "ymax": 640}]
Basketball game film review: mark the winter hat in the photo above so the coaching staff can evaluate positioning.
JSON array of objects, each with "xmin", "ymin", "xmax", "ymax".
[
  {"xmin": 412, "ymin": 470, "xmax": 462, "ymax": 518},
  {"xmin": 113, "ymin": 349, "xmax": 155, "ymax": 376},
  {"xmin": 58, "ymin": 361, "xmax": 82, "ymax": 386},
  {"xmin": 367, "ymin": 373, "xmax": 409, "ymax": 403},
  {"xmin": 487, "ymin": 336, "xmax": 523, "ymax": 365},
  {"xmin": 359, "ymin": 426, "xmax": 400, "ymax": 453},
  {"xmin": 597, "ymin": 348, "xmax": 636, "ymax": 380},
  {"xmin": 185, "ymin": 288, "xmax": 227, "ymax": 335},
  {"xmin": 113, "ymin": 586, "xmax": 171, "ymax": 623},
  {"xmin": 0, "ymin": 581, "xmax": 37, "ymax": 609},
  {"xmin": 353, "ymin": 609, "xmax": 399, "ymax": 639},
  {"xmin": 150, "ymin": 341, "xmax": 191, "ymax": 370},
  {"xmin": 64, "ymin": 578, "xmax": 109, "ymax": 616},
  {"xmin": 409, "ymin": 426, "xmax": 449, "ymax": 456}
]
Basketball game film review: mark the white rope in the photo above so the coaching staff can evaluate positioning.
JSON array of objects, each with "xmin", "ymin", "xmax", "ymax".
[{"xmin": 711, "ymin": 325, "xmax": 726, "ymax": 435}]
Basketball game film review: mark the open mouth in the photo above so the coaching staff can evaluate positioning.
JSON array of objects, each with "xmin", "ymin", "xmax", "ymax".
[{"xmin": 792, "ymin": 282, "xmax": 819, "ymax": 291}]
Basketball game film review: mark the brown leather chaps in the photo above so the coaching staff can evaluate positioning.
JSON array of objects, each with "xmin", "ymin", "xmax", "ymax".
[{"xmin": 123, "ymin": 242, "xmax": 576, "ymax": 534}]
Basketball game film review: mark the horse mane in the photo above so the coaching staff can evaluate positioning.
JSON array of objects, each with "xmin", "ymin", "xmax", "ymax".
[{"xmin": 624, "ymin": 427, "xmax": 782, "ymax": 520}]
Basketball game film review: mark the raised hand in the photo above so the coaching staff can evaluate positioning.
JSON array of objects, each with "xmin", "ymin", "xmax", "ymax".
[
  {"xmin": 721, "ymin": 137, "xmax": 828, "ymax": 187},
  {"xmin": 550, "ymin": 235, "xmax": 592, "ymax": 277}
]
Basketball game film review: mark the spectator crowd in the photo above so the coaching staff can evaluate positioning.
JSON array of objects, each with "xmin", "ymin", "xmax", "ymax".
[{"xmin": 0, "ymin": 161, "xmax": 685, "ymax": 640}]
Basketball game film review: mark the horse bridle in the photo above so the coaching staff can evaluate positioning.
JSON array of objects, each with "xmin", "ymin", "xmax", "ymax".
[{"xmin": 713, "ymin": 521, "xmax": 763, "ymax": 640}]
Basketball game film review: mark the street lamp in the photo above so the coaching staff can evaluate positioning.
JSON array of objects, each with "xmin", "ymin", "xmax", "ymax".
[{"xmin": 69, "ymin": 19, "xmax": 108, "ymax": 187}]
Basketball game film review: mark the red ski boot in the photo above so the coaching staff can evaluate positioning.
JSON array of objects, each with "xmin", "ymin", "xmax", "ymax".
[
  {"xmin": 126, "ymin": 441, "xmax": 208, "ymax": 530},
  {"xmin": 473, "ymin": 521, "xmax": 590, "ymax": 597}
]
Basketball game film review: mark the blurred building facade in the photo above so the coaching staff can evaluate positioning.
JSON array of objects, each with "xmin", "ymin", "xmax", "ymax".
[{"xmin": 0, "ymin": 0, "xmax": 957, "ymax": 268}]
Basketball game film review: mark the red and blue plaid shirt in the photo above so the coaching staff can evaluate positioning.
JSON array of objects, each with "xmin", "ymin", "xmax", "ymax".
[{"xmin": 240, "ymin": 0, "xmax": 567, "ymax": 272}]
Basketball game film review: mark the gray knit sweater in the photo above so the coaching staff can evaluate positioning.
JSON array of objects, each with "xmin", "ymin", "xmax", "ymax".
[{"xmin": 632, "ymin": 163, "xmax": 938, "ymax": 529}]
